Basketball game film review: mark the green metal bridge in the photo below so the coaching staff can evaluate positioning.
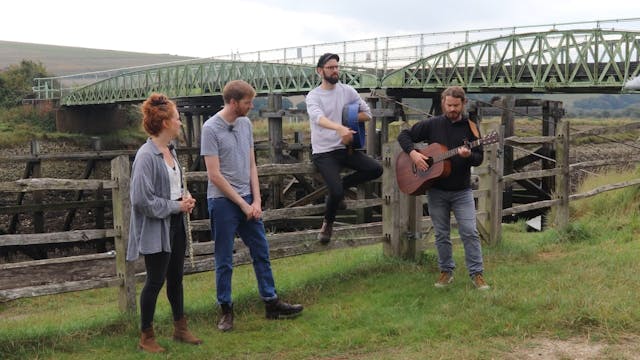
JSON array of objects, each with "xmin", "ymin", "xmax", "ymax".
[{"xmin": 34, "ymin": 26, "xmax": 640, "ymax": 106}]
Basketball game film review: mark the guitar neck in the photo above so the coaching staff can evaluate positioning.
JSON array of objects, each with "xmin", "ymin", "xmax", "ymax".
[{"xmin": 433, "ymin": 138, "xmax": 483, "ymax": 162}]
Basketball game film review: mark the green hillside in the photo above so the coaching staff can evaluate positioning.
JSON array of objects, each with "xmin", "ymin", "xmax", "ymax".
[{"xmin": 0, "ymin": 40, "xmax": 195, "ymax": 76}]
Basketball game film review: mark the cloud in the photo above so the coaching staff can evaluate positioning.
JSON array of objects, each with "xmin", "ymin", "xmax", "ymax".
[{"xmin": 624, "ymin": 76, "xmax": 640, "ymax": 90}]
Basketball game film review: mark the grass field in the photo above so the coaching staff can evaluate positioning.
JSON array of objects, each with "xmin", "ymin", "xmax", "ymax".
[
  {"xmin": 0, "ymin": 40, "xmax": 194, "ymax": 76},
  {"xmin": 0, "ymin": 167, "xmax": 638, "ymax": 359}
]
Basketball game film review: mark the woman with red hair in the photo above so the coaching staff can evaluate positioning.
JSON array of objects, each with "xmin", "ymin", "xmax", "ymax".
[{"xmin": 127, "ymin": 93, "xmax": 202, "ymax": 353}]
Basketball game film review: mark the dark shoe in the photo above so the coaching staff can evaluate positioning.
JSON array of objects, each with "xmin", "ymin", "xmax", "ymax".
[
  {"xmin": 217, "ymin": 303, "xmax": 234, "ymax": 332},
  {"xmin": 318, "ymin": 220, "xmax": 333, "ymax": 244},
  {"xmin": 139, "ymin": 325, "xmax": 165, "ymax": 353},
  {"xmin": 173, "ymin": 316, "xmax": 203, "ymax": 345},
  {"xmin": 265, "ymin": 299, "xmax": 303, "ymax": 319}
]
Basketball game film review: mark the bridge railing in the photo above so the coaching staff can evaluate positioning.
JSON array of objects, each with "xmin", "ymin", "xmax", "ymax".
[{"xmin": 32, "ymin": 18, "xmax": 640, "ymax": 101}]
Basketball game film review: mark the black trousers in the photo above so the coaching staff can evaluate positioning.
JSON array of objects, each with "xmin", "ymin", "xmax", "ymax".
[
  {"xmin": 312, "ymin": 148, "xmax": 383, "ymax": 223},
  {"xmin": 140, "ymin": 214, "xmax": 186, "ymax": 330}
]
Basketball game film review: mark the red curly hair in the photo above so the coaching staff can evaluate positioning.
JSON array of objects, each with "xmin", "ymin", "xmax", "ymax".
[{"xmin": 141, "ymin": 93, "xmax": 177, "ymax": 136}]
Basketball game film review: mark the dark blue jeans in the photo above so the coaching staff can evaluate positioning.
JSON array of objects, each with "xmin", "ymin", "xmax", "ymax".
[
  {"xmin": 208, "ymin": 195, "xmax": 277, "ymax": 305},
  {"xmin": 312, "ymin": 149, "xmax": 383, "ymax": 223}
]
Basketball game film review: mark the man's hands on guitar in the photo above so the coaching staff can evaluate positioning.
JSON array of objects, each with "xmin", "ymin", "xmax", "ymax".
[
  {"xmin": 457, "ymin": 146, "xmax": 471, "ymax": 158},
  {"xmin": 409, "ymin": 149, "xmax": 430, "ymax": 171}
]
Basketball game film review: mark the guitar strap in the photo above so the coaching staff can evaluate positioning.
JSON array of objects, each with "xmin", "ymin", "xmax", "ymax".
[{"xmin": 468, "ymin": 119, "xmax": 480, "ymax": 139}]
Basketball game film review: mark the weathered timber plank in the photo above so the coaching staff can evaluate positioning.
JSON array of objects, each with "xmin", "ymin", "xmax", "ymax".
[
  {"xmin": 0, "ymin": 252, "xmax": 115, "ymax": 270},
  {"xmin": 0, "ymin": 150, "xmax": 137, "ymax": 162},
  {"xmin": 570, "ymin": 178, "xmax": 640, "ymax": 201},
  {"xmin": 186, "ymin": 162, "xmax": 318, "ymax": 183},
  {"xmin": 502, "ymin": 199, "xmax": 560, "ymax": 217},
  {"xmin": 0, "ymin": 200, "xmax": 109, "ymax": 214},
  {"xmin": 0, "ymin": 278, "xmax": 122, "ymax": 302},
  {"xmin": 504, "ymin": 136, "xmax": 555, "ymax": 145},
  {"xmin": 0, "ymin": 229, "xmax": 116, "ymax": 246},
  {"xmin": 189, "ymin": 199, "xmax": 383, "ymax": 230},
  {"xmin": 264, "ymin": 198, "xmax": 382, "ymax": 221},
  {"xmin": 503, "ymin": 168, "xmax": 562, "ymax": 182},
  {"xmin": 0, "ymin": 178, "xmax": 116, "ymax": 192}
]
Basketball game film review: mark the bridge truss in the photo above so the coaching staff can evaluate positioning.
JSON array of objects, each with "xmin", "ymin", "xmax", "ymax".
[
  {"xmin": 33, "ymin": 26, "xmax": 640, "ymax": 106},
  {"xmin": 382, "ymin": 29, "xmax": 640, "ymax": 93},
  {"xmin": 56, "ymin": 61, "xmax": 377, "ymax": 106}
]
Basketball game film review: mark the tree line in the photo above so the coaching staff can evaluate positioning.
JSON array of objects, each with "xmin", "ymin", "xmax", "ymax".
[{"xmin": 0, "ymin": 60, "xmax": 51, "ymax": 108}]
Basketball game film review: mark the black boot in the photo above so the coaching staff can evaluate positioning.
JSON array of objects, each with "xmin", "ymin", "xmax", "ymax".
[
  {"xmin": 265, "ymin": 299, "xmax": 303, "ymax": 319},
  {"xmin": 217, "ymin": 303, "xmax": 234, "ymax": 332},
  {"xmin": 317, "ymin": 220, "xmax": 333, "ymax": 244}
]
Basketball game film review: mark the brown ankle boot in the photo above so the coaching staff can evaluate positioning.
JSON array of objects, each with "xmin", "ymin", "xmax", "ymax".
[
  {"xmin": 318, "ymin": 220, "xmax": 333, "ymax": 244},
  {"xmin": 139, "ymin": 326, "xmax": 165, "ymax": 353},
  {"xmin": 173, "ymin": 316, "xmax": 203, "ymax": 345}
]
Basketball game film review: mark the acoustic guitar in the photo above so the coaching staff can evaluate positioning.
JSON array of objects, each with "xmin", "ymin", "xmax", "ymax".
[{"xmin": 396, "ymin": 131, "xmax": 499, "ymax": 195}]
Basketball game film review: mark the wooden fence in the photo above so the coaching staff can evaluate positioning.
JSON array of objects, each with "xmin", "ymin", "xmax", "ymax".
[{"xmin": 1, "ymin": 119, "xmax": 639, "ymax": 313}]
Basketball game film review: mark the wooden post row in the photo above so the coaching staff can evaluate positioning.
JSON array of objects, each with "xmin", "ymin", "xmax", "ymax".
[
  {"xmin": 553, "ymin": 120, "xmax": 570, "ymax": 229},
  {"xmin": 477, "ymin": 122, "xmax": 504, "ymax": 245},
  {"xmin": 382, "ymin": 121, "xmax": 422, "ymax": 260},
  {"xmin": 111, "ymin": 155, "xmax": 136, "ymax": 313}
]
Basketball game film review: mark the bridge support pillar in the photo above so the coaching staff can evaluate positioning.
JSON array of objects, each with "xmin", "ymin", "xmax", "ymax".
[{"xmin": 56, "ymin": 104, "xmax": 128, "ymax": 134}]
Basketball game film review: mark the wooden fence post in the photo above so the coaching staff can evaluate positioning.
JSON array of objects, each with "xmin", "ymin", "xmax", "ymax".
[
  {"xmin": 477, "ymin": 122, "xmax": 503, "ymax": 245},
  {"xmin": 266, "ymin": 94, "xmax": 284, "ymax": 209},
  {"xmin": 31, "ymin": 140, "xmax": 45, "ymax": 234},
  {"xmin": 111, "ymin": 155, "xmax": 136, "ymax": 313},
  {"xmin": 382, "ymin": 121, "xmax": 422, "ymax": 260},
  {"xmin": 553, "ymin": 119, "xmax": 570, "ymax": 229}
]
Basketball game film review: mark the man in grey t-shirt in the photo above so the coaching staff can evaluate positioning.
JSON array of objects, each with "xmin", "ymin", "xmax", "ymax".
[
  {"xmin": 201, "ymin": 80, "xmax": 303, "ymax": 332},
  {"xmin": 306, "ymin": 53, "xmax": 383, "ymax": 243}
]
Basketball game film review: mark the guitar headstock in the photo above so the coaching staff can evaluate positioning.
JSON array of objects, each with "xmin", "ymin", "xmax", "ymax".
[{"xmin": 481, "ymin": 131, "xmax": 499, "ymax": 145}]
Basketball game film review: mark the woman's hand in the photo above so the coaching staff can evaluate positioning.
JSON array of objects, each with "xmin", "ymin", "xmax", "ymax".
[{"xmin": 180, "ymin": 195, "xmax": 196, "ymax": 214}]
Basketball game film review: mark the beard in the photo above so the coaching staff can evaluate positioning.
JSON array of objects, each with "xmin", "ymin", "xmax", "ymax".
[
  {"xmin": 445, "ymin": 111, "xmax": 461, "ymax": 120},
  {"xmin": 235, "ymin": 107, "xmax": 249, "ymax": 117},
  {"xmin": 323, "ymin": 73, "xmax": 339, "ymax": 85}
]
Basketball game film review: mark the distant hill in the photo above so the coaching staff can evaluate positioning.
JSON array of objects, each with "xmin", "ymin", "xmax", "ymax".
[{"xmin": 0, "ymin": 40, "xmax": 196, "ymax": 76}]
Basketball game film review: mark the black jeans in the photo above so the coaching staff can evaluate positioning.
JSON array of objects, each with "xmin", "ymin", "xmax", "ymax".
[
  {"xmin": 312, "ymin": 149, "xmax": 383, "ymax": 223},
  {"xmin": 140, "ymin": 214, "xmax": 186, "ymax": 330}
]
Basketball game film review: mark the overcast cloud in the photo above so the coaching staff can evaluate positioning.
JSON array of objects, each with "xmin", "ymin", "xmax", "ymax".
[{"xmin": 2, "ymin": 0, "xmax": 640, "ymax": 57}]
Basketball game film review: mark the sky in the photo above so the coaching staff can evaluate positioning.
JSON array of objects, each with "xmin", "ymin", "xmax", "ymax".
[{"xmin": 2, "ymin": 0, "xmax": 640, "ymax": 58}]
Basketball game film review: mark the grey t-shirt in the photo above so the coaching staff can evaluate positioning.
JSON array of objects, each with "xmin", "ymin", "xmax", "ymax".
[
  {"xmin": 201, "ymin": 113, "xmax": 254, "ymax": 199},
  {"xmin": 305, "ymin": 82, "xmax": 371, "ymax": 154}
]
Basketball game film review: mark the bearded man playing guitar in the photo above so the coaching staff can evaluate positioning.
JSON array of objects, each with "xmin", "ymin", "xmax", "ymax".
[{"xmin": 397, "ymin": 86, "xmax": 490, "ymax": 290}]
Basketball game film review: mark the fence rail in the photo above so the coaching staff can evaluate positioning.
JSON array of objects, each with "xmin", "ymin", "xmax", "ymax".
[{"xmin": 1, "ymin": 119, "xmax": 640, "ymax": 310}]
